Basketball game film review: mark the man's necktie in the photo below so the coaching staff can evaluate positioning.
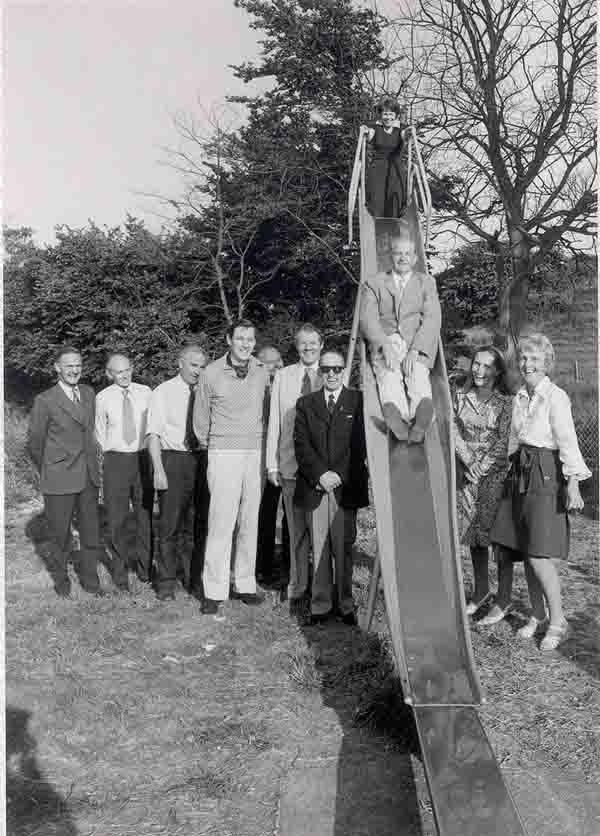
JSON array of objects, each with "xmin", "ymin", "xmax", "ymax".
[
  {"xmin": 301, "ymin": 370, "xmax": 312, "ymax": 396},
  {"xmin": 72, "ymin": 386, "xmax": 81, "ymax": 405},
  {"xmin": 122, "ymin": 389, "xmax": 137, "ymax": 445},
  {"xmin": 185, "ymin": 385, "xmax": 198, "ymax": 451},
  {"xmin": 327, "ymin": 394, "xmax": 336, "ymax": 415}
]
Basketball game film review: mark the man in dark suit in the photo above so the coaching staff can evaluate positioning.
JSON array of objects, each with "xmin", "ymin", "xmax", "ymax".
[
  {"xmin": 294, "ymin": 348, "xmax": 369, "ymax": 625},
  {"xmin": 28, "ymin": 347, "xmax": 103, "ymax": 596}
]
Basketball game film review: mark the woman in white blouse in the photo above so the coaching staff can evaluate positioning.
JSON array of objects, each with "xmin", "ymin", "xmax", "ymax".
[{"xmin": 488, "ymin": 333, "xmax": 591, "ymax": 651}]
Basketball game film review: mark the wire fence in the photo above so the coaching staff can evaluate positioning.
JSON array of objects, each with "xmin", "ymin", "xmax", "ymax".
[{"xmin": 573, "ymin": 409, "xmax": 599, "ymax": 517}]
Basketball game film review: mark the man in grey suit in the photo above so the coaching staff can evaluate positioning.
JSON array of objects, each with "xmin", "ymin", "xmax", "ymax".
[
  {"xmin": 28, "ymin": 346, "xmax": 103, "ymax": 596},
  {"xmin": 360, "ymin": 225, "xmax": 441, "ymax": 443}
]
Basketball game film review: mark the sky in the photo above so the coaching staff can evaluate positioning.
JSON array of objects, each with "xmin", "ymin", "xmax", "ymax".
[{"xmin": 3, "ymin": 1, "xmax": 267, "ymax": 244}]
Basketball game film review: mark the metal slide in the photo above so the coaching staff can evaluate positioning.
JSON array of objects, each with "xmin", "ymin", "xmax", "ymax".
[{"xmin": 347, "ymin": 131, "xmax": 528, "ymax": 836}]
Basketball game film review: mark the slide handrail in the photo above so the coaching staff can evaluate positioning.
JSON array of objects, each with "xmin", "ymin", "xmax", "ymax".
[{"xmin": 406, "ymin": 125, "xmax": 432, "ymax": 248}]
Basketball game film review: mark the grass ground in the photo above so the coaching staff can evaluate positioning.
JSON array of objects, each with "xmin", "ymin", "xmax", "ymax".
[{"xmin": 5, "ymin": 499, "xmax": 599, "ymax": 836}]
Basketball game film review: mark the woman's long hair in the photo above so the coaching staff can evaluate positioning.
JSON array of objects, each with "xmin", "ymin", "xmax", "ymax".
[{"xmin": 466, "ymin": 344, "xmax": 509, "ymax": 395}]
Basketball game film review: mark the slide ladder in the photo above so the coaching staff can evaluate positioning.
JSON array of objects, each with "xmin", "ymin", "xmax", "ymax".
[{"xmin": 346, "ymin": 129, "xmax": 528, "ymax": 836}]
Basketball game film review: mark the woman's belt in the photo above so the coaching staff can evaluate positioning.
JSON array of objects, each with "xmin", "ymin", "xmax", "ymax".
[{"xmin": 510, "ymin": 445, "xmax": 561, "ymax": 495}]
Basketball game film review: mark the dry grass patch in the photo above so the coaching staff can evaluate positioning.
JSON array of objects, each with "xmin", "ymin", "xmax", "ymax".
[{"xmin": 5, "ymin": 497, "xmax": 599, "ymax": 835}]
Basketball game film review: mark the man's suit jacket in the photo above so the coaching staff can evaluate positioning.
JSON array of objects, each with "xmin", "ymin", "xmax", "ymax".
[
  {"xmin": 266, "ymin": 362, "xmax": 322, "ymax": 480},
  {"xmin": 28, "ymin": 384, "xmax": 100, "ymax": 495},
  {"xmin": 359, "ymin": 269, "xmax": 441, "ymax": 369},
  {"xmin": 293, "ymin": 387, "xmax": 369, "ymax": 511}
]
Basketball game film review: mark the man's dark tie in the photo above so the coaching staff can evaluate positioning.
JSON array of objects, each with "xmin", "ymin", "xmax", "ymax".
[
  {"xmin": 72, "ymin": 386, "xmax": 81, "ymax": 404},
  {"xmin": 301, "ymin": 370, "xmax": 311, "ymax": 396},
  {"xmin": 122, "ymin": 389, "xmax": 137, "ymax": 445},
  {"xmin": 327, "ymin": 394, "xmax": 336, "ymax": 415},
  {"xmin": 185, "ymin": 385, "xmax": 198, "ymax": 451}
]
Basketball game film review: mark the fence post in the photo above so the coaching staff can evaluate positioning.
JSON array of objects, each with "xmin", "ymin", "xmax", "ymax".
[{"xmin": 575, "ymin": 359, "xmax": 580, "ymax": 382}]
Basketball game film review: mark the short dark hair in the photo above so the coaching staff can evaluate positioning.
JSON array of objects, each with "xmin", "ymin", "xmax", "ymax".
[
  {"xmin": 54, "ymin": 345, "xmax": 81, "ymax": 364},
  {"xmin": 227, "ymin": 318, "xmax": 257, "ymax": 339},
  {"xmin": 295, "ymin": 323, "xmax": 323, "ymax": 343},
  {"xmin": 376, "ymin": 97, "xmax": 401, "ymax": 115},
  {"xmin": 320, "ymin": 345, "xmax": 346, "ymax": 365}
]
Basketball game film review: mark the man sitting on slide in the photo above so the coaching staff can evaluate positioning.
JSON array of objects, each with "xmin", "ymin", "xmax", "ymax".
[{"xmin": 359, "ymin": 225, "xmax": 441, "ymax": 443}]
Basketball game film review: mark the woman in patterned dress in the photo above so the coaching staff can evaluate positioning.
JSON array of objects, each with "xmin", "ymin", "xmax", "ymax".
[
  {"xmin": 488, "ymin": 333, "xmax": 591, "ymax": 651},
  {"xmin": 453, "ymin": 346, "xmax": 512, "ymax": 616},
  {"xmin": 360, "ymin": 98, "xmax": 408, "ymax": 218}
]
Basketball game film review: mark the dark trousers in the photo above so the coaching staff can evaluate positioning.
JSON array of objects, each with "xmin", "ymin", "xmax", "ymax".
[
  {"xmin": 256, "ymin": 480, "xmax": 290, "ymax": 583},
  {"xmin": 44, "ymin": 481, "xmax": 101, "ymax": 591},
  {"xmin": 157, "ymin": 450, "xmax": 209, "ymax": 594},
  {"xmin": 190, "ymin": 451, "xmax": 210, "ymax": 595},
  {"xmin": 103, "ymin": 451, "xmax": 153, "ymax": 583}
]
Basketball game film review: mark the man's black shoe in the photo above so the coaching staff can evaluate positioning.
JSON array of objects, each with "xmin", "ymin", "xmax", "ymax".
[
  {"xmin": 308, "ymin": 611, "xmax": 333, "ymax": 626},
  {"xmin": 54, "ymin": 578, "xmax": 72, "ymax": 598},
  {"xmin": 237, "ymin": 592, "xmax": 265, "ymax": 606},
  {"xmin": 202, "ymin": 598, "xmax": 222, "ymax": 615},
  {"xmin": 156, "ymin": 589, "xmax": 176, "ymax": 602},
  {"xmin": 341, "ymin": 611, "xmax": 358, "ymax": 626}
]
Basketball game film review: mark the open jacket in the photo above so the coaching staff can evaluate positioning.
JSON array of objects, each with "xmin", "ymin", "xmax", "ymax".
[
  {"xmin": 359, "ymin": 269, "xmax": 441, "ymax": 368},
  {"xmin": 28, "ymin": 383, "xmax": 100, "ymax": 495}
]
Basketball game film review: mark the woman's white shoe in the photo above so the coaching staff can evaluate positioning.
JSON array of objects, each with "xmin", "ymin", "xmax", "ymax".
[
  {"xmin": 540, "ymin": 621, "xmax": 569, "ymax": 651},
  {"xmin": 465, "ymin": 591, "xmax": 492, "ymax": 616},
  {"xmin": 478, "ymin": 603, "xmax": 514, "ymax": 626},
  {"xmin": 516, "ymin": 615, "xmax": 548, "ymax": 639}
]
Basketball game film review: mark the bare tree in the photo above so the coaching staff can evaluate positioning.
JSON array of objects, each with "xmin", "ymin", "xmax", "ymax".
[{"xmin": 394, "ymin": 0, "xmax": 596, "ymax": 341}]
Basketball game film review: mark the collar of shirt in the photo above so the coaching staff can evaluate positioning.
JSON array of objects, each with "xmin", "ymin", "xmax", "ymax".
[
  {"xmin": 324, "ymin": 386, "xmax": 343, "ymax": 405},
  {"xmin": 176, "ymin": 374, "xmax": 195, "ymax": 391},
  {"xmin": 224, "ymin": 353, "xmax": 262, "ymax": 375},
  {"xmin": 298, "ymin": 361, "xmax": 319, "ymax": 375},
  {"xmin": 58, "ymin": 380, "xmax": 79, "ymax": 401},
  {"xmin": 462, "ymin": 384, "xmax": 498, "ymax": 412},
  {"xmin": 516, "ymin": 375, "xmax": 552, "ymax": 404}
]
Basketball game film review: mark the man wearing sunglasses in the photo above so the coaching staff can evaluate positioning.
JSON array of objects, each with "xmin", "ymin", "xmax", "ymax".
[
  {"xmin": 360, "ymin": 225, "xmax": 441, "ymax": 443},
  {"xmin": 293, "ymin": 348, "xmax": 369, "ymax": 626}
]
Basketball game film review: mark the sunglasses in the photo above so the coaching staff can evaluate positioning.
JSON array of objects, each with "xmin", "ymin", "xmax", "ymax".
[{"xmin": 319, "ymin": 365, "xmax": 344, "ymax": 375}]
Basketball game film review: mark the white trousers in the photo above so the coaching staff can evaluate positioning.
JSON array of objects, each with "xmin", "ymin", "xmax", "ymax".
[
  {"xmin": 373, "ymin": 334, "xmax": 432, "ymax": 421},
  {"xmin": 202, "ymin": 449, "xmax": 263, "ymax": 601}
]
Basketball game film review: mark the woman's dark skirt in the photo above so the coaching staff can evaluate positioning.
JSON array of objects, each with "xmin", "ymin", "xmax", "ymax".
[{"xmin": 490, "ymin": 445, "xmax": 570, "ymax": 560}]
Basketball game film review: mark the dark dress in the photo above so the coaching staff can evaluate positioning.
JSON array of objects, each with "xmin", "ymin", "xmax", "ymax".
[{"xmin": 365, "ymin": 124, "xmax": 407, "ymax": 218}]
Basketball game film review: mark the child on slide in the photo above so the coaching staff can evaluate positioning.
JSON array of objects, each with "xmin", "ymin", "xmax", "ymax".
[{"xmin": 359, "ymin": 225, "xmax": 441, "ymax": 443}]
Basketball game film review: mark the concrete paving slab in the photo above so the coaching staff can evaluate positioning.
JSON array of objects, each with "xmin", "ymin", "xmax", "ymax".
[{"xmin": 278, "ymin": 748, "xmax": 600, "ymax": 836}]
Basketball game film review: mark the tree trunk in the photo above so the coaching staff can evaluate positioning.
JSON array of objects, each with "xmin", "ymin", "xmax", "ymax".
[{"xmin": 498, "ymin": 224, "xmax": 531, "ymax": 350}]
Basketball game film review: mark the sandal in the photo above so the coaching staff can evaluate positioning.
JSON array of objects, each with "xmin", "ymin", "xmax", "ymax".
[
  {"xmin": 516, "ymin": 615, "xmax": 548, "ymax": 639},
  {"xmin": 465, "ymin": 591, "xmax": 492, "ymax": 616},
  {"xmin": 540, "ymin": 622, "xmax": 569, "ymax": 652},
  {"xmin": 478, "ymin": 603, "xmax": 514, "ymax": 626}
]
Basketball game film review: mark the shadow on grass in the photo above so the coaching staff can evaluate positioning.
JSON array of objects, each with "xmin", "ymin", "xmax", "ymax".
[
  {"xmin": 559, "ymin": 605, "xmax": 600, "ymax": 680},
  {"xmin": 297, "ymin": 620, "xmax": 425, "ymax": 836},
  {"xmin": 24, "ymin": 509, "xmax": 112, "ymax": 594},
  {"xmin": 6, "ymin": 706, "xmax": 78, "ymax": 836}
]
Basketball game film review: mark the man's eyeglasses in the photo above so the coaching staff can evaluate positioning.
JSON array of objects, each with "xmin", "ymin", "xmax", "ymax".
[{"xmin": 319, "ymin": 365, "xmax": 344, "ymax": 375}]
